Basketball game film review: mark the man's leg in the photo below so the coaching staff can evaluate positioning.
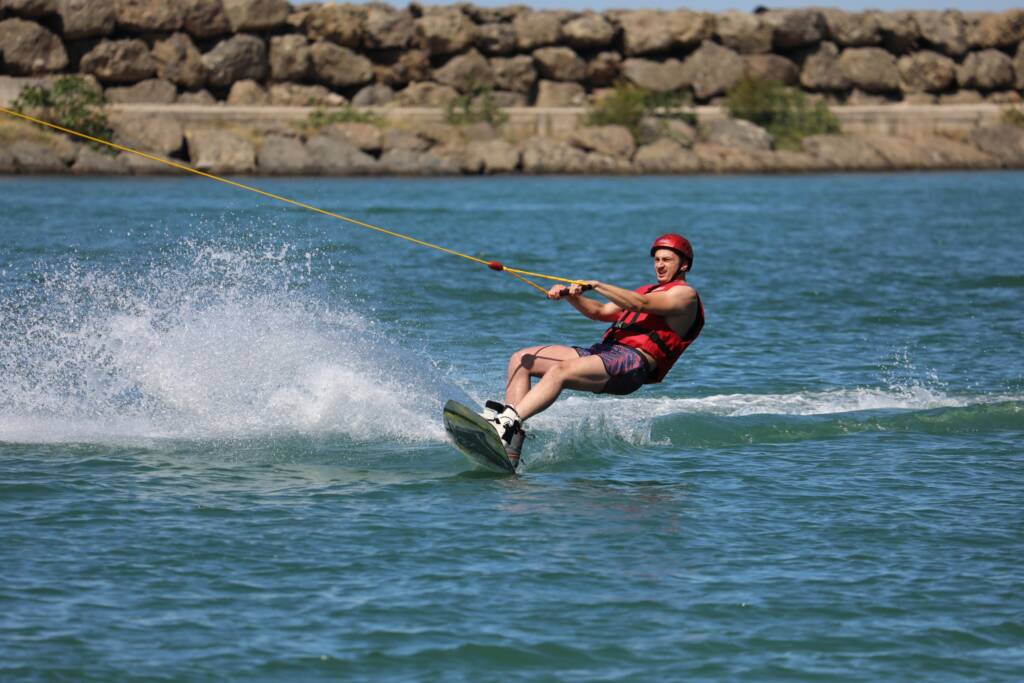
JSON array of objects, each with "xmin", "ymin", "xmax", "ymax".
[
  {"xmin": 512, "ymin": 354, "xmax": 610, "ymax": 421},
  {"xmin": 504, "ymin": 345, "xmax": 581, "ymax": 407}
]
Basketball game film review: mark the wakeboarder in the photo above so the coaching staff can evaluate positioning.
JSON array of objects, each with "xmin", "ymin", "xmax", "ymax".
[{"xmin": 483, "ymin": 234, "xmax": 705, "ymax": 468}]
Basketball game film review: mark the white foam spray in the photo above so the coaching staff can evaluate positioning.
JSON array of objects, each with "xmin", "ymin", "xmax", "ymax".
[{"xmin": 0, "ymin": 241, "xmax": 452, "ymax": 445}]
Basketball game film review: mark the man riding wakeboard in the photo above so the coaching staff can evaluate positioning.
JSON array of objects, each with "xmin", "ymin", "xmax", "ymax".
[{"xmin": 482, "ymin": 233, "xmax": 705, "ymax": 469}]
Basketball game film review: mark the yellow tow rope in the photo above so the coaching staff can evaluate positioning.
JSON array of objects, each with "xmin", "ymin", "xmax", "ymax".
[{"xmin": 1, "ymin": 106, "xmax": 586, "ymax": 295}]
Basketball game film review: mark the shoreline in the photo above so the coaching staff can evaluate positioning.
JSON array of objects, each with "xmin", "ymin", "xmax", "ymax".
[{"xmin": 2, "ymin": 103, "xmax": 1023, "ymax": 176}]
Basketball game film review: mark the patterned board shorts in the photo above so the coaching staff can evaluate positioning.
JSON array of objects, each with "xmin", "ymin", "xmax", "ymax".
[{"xmin": 573, "ymin": 342, "xmax": 651, "ymax": 396}]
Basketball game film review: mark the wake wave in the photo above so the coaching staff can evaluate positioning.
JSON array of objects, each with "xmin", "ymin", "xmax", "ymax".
[{"xmin": 525, "ymin": 388, "xmax": 1024, "ymax": 457}]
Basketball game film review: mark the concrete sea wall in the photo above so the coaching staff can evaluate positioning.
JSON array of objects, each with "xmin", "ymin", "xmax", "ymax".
[{"xmin": 1, "ymin": 1, "xmax": 1024, "ymax": 175}]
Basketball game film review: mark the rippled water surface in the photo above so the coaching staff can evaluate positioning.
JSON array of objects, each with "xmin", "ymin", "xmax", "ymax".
[{"xmin": 2, "ymin": 173, "xmax": 1022, "ymax": 681}]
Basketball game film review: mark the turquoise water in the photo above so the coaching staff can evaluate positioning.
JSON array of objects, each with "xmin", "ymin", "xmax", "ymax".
[{"xmin": 1, "ymin": 173, "xmax": 1022, "ymax": 681}]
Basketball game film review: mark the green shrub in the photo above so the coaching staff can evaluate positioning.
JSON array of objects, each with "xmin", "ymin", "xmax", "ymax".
[
  {"xmin": 444, "ymin": 84, "xmax": 507, "ymax": 127},
  {"xmin": 299, "ymin": 106, "xmax": 383, "ymax": 131},
  {"xmin": 1001, "ymin": 107, "xmax": 1024, "ymax": 129},
  {"xmin": 11, "ymin": 76, "xmax": 113, "ymax": 151},
  {"xmin": 584, "ymin": 81, "xmax": 697, "ymax": 143},
  {"xmin": 725, "ymin": 77, "xmax": 840, "ymax": 150}
]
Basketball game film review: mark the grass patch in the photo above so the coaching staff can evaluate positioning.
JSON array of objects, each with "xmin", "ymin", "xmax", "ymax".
[
  {"xmin": 444, "ymin": 84, "xmax": 507, "ymax": 127},
  {"xmin": 725, "ymin": 77, "xmax": 840, "ymax": 150},
  {"xmin": 584, "ymin": 81, "xmax": 697, "ymax": 143},
  {"xmin": 1001, "ymin": 107, "xmax": 1024, "ymax": 129},
  {"xmin": 11, "ymin": 75, "xmax": 112, "ymax": 152},
  {"xmin": 298, "ymin": 106, "xmax": 383, "ymax": 132}
]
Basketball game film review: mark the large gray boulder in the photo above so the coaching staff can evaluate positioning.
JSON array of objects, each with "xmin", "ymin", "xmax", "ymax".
[
  {"xmin": 621, "ymin": 58, "xmax": 687, "ymax": 93},
  {"xmin": 185, "ymin": 128, "xmax": 255, "ymax": 174},
  {"xmin": 152, "ymin": 33, "xmax": 207, "ymax": 90},
  {"xmin": 302, "ymin": 4, "xmax": 364, "ymax": 49},
  {"xmin": 364, "ymin": 6, "xmax": 414, "ymax": 50},
  {"xmin": 9, "ymin": 138, "xmax": 70, "ymax": 173},
  {"xmin": 1016, "ymin": 43, "xmax": 1024, "ymax": 90},
  {"xmin": 106, "ymin": 78, "xmax": 177, "ymax": 104},
  {"xmin": 465, "ymin": 5, "xmax": 525, "ymax": 24},
  {"xmin": 182, "ymin": 0, "xmax": 231, "ymax": 39},
  {"xmin": 374, "ymin": 49, "xmax": 430, "ymax": 89},
  {"xmin": 109, "ymin": 113, "xmax": 183, "ymax": 158},
  {"xmin": 268, "ymin": 34, "xmax": 309, "ymax": 82},
  {"xmin": 763, "ymin": 9, "xmax": 827, "ymax": 50},
  {"xmin": 177, "ymin": 89, "xmax": 215, "ymax": 104},
  {"xmin": 838, "ymin": 47, "xmax": 899, "ymax": 93},
  {"xmin": 957, "ymin": 49, "xmax": 1015, "ymax": 91},
  {"xmin": 378, "ymin": 148, "xmax": 459, "ymax": 176},
  {"xmin": 465, "ymin": 139, "xmax": 520, "ymax": 174},
  {"xmin": 221, "ymin": 0, "xmax": 288, "ymax": 33},
  {"xmin": 532, "ymin": 46, "xmax": 585, "ymax": 82},
  {"xmin": 257, "ymin": 134, "xmax": 314, "ymax": 175},
  {"xmin": 562, "ymin": 13, "xmax": 616, "ymax": 49},
  {"xmin": 491, "ymin": 55, "xmax": 536, "ymax": 94},
  {"xmin": 700, "ymin": 118, "xmax": 772, "ymax": 151},
  {"xmin": 801, "ymin": 134, "xmax": 888, "ymax": 170},
  {"xmin": 520, "ymin": 136, "xmax": 589, "ymax": 173},
  {"xmin": 72, "ymin": 146, "xmax": 130, "ymax": 175},
  {"xmin": 633, "ymin": 138, "xmax": 701, "ymax": 173},
  {"xmin": 0, "ymin": 146, "xmax": 15, "ymax": 174},
  {"xmin": 434, "ymin": 49, "xmax": 494, "ymax": 93},
  {"xmin": 1, "ymin": 0, "xmax": 56, "ymax": 19},
  {"xmin": 351, "ymin": 83, "xmax": 393, "ymax": 107},
  {"xmin": 800, "ymin": 42, "xmax": 850, "ymax": 92},
  {"xmin": 967, "ymin": 125, "xmax": 1024, "ymax": 166},
  {"xmin": 307, "ymin": 135, "xmax": 378, "ymax": 175},
  {"xmin": 381, "ymin": 128, "xmax": 430, "ymax": 153},
  {"xmin": 80, "ymin": 39, "xmax": 155, "ymax": 83},
  {"xmin": 475, "ymin": 22, "xmax": 516, "ymax": 55},
  {"xmin": 393, "ymin": 81, "xmax": 458, "ymax": 107},
  {"xmin": 570, "ymin": 125, "xmax": 636, "ymax": 159},
  {"xmin": 914, "ymin": 11, "xmax": 968, "ymax": 57},
  {"xmin": 322, "ymin": 122, "xmax": 381, "ymax": 153},
  {"xmin": 875, "ymin": 11, "xmax": 919, "ymax": 53},
  {"xmin": 744, "ymin": 54, "xmax": 799, "ymax": 85},
  {"xmin": 587, "ymin": 51, "xmax": 621, "ymax": 88},
  {"xmin": 859, "ymin": 132, "xmax": 996, "ymax": 169},
  {"xmin": 534, "ymin": 80, "xmax": 585, "ymax": 107},
  {"xmin": 310, "ymin": 41, "xmax": 372, "ymax": 90},
  {"xmin": 115, "ymin": 0, "xmax": 185, "ymax": 33},
  {"xmin": 416, "ymin": 9, "xmax": 476, "ymax": 55},
  {"xmin": 618, "ymin": 9, "xmax": 712, "ymax": 56},
  {"xmin": 822, "ymin": 10, "xmax": 880, "ymax": 46},
  {"xmin": 715, "ymin": 11, "xmax": 772, "ymax": 54},
  {"xmin": 680, "ymin": 41, "xmax": 745, "ymax": 100},
  {"xmin": 268, "ymin": 83, "xmax": 345, "ymax": 106},
  {"xmin": 58, "ymin": 0, "xmax": 116, "ymax": 39},
  {"xmin": 202, "ymin": 34, "xmax": 265, "ymax": 89},
  {"xmin": 692, "ymin": 143, "xmax": 778, "ymax": 173},
  {"xmin": 512, "ymin": 11, "xmax": 562, "ymax": 51},
  {"xmin": 966, "ymin": 9, "xmax": 1024, "ymax": 49},
  {"xmin": 898, "ymin": 50, "xmax": 956, "ymax": 93},
  {"xmin": 0, "ymin": 18, "xmax": 67, "ymax": 74},
  {"xmin": 226, "ymin": 79, "xmax": 266, "ymax": 104}
]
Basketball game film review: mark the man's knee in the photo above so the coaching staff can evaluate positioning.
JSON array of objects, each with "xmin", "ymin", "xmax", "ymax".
[{"xmin": 509, "ymin": 347, "xmax": 540, "ymax": 372}]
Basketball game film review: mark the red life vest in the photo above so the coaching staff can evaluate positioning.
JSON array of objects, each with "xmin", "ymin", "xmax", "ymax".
[{"xmin": 601, "ymin": 280, "xmax": 704, "ymax": 384}]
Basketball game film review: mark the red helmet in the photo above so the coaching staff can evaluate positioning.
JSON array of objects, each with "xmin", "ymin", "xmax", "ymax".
[{"xmin": 650, "ymin": 233, "xmax": 693, "ymax": 270}]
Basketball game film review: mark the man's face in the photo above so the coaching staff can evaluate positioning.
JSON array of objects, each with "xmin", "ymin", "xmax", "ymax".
[{"xmin": 652, "ymin": 249, "xmax": 682, "ymax": 282}]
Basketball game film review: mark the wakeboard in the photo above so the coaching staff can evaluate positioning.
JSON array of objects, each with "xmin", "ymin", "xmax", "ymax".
[{"xmin": 442, "ymin": 400, "xmax": 517, "ymax": 474}]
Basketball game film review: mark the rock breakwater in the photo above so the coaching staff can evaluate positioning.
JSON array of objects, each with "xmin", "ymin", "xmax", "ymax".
[{"xmin": 1, "ymin": 2, "xmax": 1024, "ymax": 175}]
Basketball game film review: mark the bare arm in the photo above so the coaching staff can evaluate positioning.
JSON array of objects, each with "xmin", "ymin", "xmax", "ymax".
[
  {"xmin": 547, "ymin": 284, "xmax": 621, "ymax": 322},
  {"xmin": 583, "ymin": 280, "xmax": 696, "ymax": 318}
]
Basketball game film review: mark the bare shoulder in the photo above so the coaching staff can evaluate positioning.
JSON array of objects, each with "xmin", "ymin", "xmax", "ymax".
[{"xmin": 666, "ymin": 283, "xmax": 698, "ymax": 308}]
